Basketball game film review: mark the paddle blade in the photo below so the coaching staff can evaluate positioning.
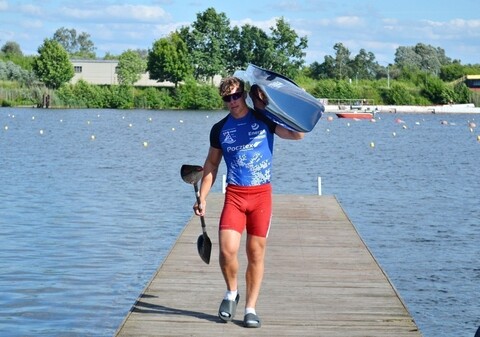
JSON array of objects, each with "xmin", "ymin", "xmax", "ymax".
[
  {"xmin": 181, "ymin": 165, "xmax": 203, "ymax": 185},
  {"xmin": 197, "ymin": 233, "xmax": 212, "ymax": 264}
]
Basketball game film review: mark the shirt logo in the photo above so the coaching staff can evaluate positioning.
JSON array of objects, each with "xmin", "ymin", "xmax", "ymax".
[
  {"xmin": 251, "ymin": 123, "xmax": 259, "ymax": 131},
  {"xmin": 222, "ymin": 130, "xmax": 236, "ymax": 144}
]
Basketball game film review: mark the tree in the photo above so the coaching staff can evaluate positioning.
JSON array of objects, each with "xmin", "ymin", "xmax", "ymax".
[
  {"xmin": 117, "ymin": 50, "xmax": 147, "ymax": 86},
  {"xmin": 33, "ymin": 39, "xmax": 74, "ymax": 89},
  {"xmin": 234, "ymin": 24, "xmax": 274, "ymax": 71},
  {"xmin": 394, "ymin": 43, "xmax": 451, "ymax": 75},
  {"xmin": 0, "ymin": 41, "xmax": 34, "ymax": 71},
  {"xmin": 1, "ymin": 41, "xmax": 23, "ymax": 57},
  {"xmin": 74, "ymin": 32, "xmax": 96, "ymax": 59},
  {"xmin": 350, "ymin": 49, "xmax": 377, "ymax": 80},
  {"xmin": 179, "ymin": 8, "xmax": 231, "ymax": 81},
  {"xmin": 147, "ymin": 32, "xmax": 192, "ymax": 87},
  {"xmin": 308, "ymin": 57, "xmax": 335, "ymax": 79},
  {"xmin": 268, "ymin": 17, "xmax": 308, "ymax": 78},
  {"xmin": 332, "ymin": 43, "xmax": 351, "ymax": 80},
  {"xmin": 394, "ymin": 46, "xmax": 422, "ymax": 70},
  {"xmin": 53, "ymin": 28, "xmax": 77, "ymax": 53},
  {"xmin": 52, "ymin": 27, "xmax": 96, "ymax": 59},
  {"xmin": 414, "ymin": 43, "xmax": 442, "ymax": 74}
]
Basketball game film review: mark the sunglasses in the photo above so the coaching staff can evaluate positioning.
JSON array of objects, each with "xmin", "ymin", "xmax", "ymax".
[{"xmin": 222, "ymin": 92, "xmax": 243, "ymax": 102}]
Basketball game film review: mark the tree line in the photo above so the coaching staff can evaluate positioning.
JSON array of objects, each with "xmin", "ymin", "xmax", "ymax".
[{"xmin": 1, "ymin": 7, "xmax": 479, "ymax": 109}]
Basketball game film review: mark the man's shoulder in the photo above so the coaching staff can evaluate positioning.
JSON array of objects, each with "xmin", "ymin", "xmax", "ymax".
[
  {"xmin": 251, "ymin": 109, "xmax": 277, "ymax": 133},
  {"xmin": 211, "ymin": 114, "xmax": 230, "ymax": 130}
]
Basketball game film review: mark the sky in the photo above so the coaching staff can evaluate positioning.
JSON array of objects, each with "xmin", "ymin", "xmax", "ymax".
[{"xmin": 1, "ymin": 0, "xmax": 479, "ymax": 66}]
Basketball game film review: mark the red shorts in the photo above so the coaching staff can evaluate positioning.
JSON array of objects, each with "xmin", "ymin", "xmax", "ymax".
[{"xmin": 219, "ymin": 183, "xmax": 272, "ymax": 238}]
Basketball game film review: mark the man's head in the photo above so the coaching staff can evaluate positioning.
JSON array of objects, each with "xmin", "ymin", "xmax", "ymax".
[{"xmin": 219, "ymin": 76, "xmax": 246, "ymax": 104}]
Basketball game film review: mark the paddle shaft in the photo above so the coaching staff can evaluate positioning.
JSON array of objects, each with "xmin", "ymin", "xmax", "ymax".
[{"xmin": 193, "ymin": 182, "xmax": 207, "ymax": 235}]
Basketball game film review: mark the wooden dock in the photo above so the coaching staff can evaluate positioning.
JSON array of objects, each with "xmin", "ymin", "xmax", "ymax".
[{"xmin": 115, "ymin": 194, "xmax": 422, "ymax": 336}]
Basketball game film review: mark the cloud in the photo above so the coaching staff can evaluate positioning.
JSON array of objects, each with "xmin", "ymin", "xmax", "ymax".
[
  {"xmin": 333, "ymin": 16, "xmax": 364, "ymax": 27},
  {"xmin": 423, "ymin": 18, "xmax": 480, "ymax": 38},
  {"xmin": 20, "ymin": 4, "xmax": 42, "ymax": 15},
  {"xmin": 231, "ymin": 17, "xmax": 279, "ymax": 32},
  {"xmin": 426, "ymin": 18, "xmax": 480, "ymax": 29},
  {"xmin": 21, "ymin": 19, "xmax": 43, "ymax": 29},
  {"xmin": 0, "ymin": 0, "xmax": 7, "ymax": 11},
  {"xmin": 152, "ymin": 22, "xmax": 190, "ymax": 37},
  {"xmin": 106, "ymin": 5, "xmax": 170, "ymax": 22},
  {"xmin": 272, "ymin": 0, "xmax": 303, "ymax": 12},
  {"xmin": 61, "ymin": 4, "xmax": 171, "ymax": 23}
]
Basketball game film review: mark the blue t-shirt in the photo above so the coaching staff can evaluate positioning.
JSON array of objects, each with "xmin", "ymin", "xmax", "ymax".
[{"xmin": 210, "ymin": 109, "xmax": 277, "ymax": 186}]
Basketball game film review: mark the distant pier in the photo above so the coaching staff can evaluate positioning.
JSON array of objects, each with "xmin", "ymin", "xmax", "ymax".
[{"xmin": 115, "ymin": 194, "xmax": 421, "ymax": 336}]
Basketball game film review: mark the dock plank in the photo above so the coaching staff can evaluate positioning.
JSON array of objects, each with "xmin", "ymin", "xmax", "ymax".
[{"xmin": 115, "ymin": 194, "xmax": 421, "ymax": 336}]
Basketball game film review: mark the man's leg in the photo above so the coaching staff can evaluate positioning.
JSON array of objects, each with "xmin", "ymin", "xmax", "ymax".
[
  {"xmin": 218, "ymin": 229, "xmax": 242, "ymax": 321},
  {"xmin": 245, "ymin": 234, "xmax": 267, "ymax": 310},
  {"xmin": 219, "ymin": 229, "xmax": 242, "ymax": 291}
]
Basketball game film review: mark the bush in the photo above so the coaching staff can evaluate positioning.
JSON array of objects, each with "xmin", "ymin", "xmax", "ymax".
[
  {"xmin": 106, "ymin": 85, "xmax": 134, "ymax": 109},
  {"xmin": 0, "ymin": 60, "xmax": 36, "ymax": 85},
  {"xmin": 176, "ymin": 77, "xmax": 222, "ymax": 110},
  {"xmin": 453, "ymin": 83, "xmax": 471, "ymax": 104},
  {"xmin": 422, "ymin": 76, "xmax": 449, "ymax": 104},
  {"xmin": 382, "ymin": 82, "xmax": 416, "ymax": 105},
  {"xmin": 1, "ymin": 99, "xmax": 12, "ymax": 107},
  {"xmin": 2, "ymin": 68, "xmax": 478, "ymax": 109},
  {"xmin": 312, "ymin": 79, "xmax": 352, "ymax": 99},
  {"xmin": 134, "ymin": 87, "xmax": 174, "ymax": 109}
]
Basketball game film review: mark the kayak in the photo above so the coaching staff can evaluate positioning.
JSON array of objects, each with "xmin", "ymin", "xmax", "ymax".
[{"xmin": 234, "ymin": 64, "xmax": 323, "ymax": 132}]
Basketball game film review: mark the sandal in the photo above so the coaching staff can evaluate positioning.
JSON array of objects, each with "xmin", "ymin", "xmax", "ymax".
[
  {"xmin": 243, "ymin": 312, "xmax": 261, "ymax": 328},
  {"xmin": 218, "ymin": 294, "xmax": 240, "ymax": 322}
]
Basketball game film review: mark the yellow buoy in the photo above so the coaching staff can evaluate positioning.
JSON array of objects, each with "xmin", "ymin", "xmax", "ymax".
[
  {"xmin": 90, "ymin": 135, "xmax": 96, "ymax": 140},
  {"xmin": 4, "ymin": 125, "xmax": 8, "ymax": 131},
  {"xmin": 477, "ymin": 135, "xmax": 480, "ymax": 142},
  {"xmin": 143, "ymin": 141, "xmax": 148, "ymax": 147},
  {"xmin": 370, "ymin": 142, "xmax": 375, "ymax": 148}
]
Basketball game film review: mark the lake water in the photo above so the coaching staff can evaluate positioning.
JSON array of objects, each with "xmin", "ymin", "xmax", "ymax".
[{"xmin": 0, "ymin": 108, "xmax": 479, "ymax": 337}]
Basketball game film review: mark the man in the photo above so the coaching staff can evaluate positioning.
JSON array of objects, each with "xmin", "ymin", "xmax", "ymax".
[{"xmin": 193, "ymin": 76, "xmax": 304, "ymax": 328}]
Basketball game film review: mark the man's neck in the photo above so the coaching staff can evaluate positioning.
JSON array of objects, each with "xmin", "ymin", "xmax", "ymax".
[{"xmin": 230, "ymin": 106, "xmax": 249, "ymax": 119}]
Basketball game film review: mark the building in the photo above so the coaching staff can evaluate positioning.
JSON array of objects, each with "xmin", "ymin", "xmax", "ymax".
[
  {"xmin": 70, "ymin": 59, "xmax": 175, "ymax": 87},
  {"xmin": 465, "ymin": 75, "xmax": 480, "ymax": 92}
]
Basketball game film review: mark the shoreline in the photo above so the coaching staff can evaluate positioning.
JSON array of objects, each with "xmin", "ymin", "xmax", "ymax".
[
  {"xmin": 324, "ymin": 103, "xmax": 480, "ymax": 114},
  {"xmin": 3, "ymin": 103, "xmax": 480, "ymax": 114}
]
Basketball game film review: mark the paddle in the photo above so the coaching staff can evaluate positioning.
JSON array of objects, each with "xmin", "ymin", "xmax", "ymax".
[{"xmin": 180, "ymin": 164, "xmax": 212, "ymax": 264}]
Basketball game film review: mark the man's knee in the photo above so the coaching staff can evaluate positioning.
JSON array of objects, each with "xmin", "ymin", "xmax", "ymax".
[{"xmin": 246, "ymin": 237, "xmax": 266, "ymax": 262}]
